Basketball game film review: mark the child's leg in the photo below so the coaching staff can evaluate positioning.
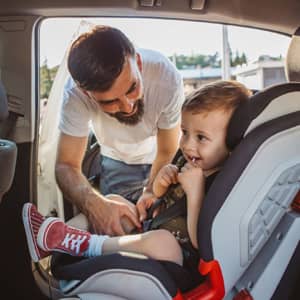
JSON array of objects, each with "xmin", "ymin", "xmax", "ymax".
[
  {"xmin": 23, "ymin": 203, "xmax": 183, "ymax": 265},
  {"xmin": 102, "ymin": 229, "xmax": 183, "ymax": 265},
  {"xmin": 22, "ymin": 202, "xmax": 50, "ymax": 261},
  {"xmin": 22, "ymin": 203, "xmax": 96, "ymax": 261}
]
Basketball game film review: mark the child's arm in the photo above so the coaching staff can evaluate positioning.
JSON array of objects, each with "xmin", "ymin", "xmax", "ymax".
[
  {"xmin": 177, "ymin": 163, "xmax": 205, "ymax": 249},
  {"xmin": 152, "ymin": 164, "xmax": 179, "ymax": 198}
]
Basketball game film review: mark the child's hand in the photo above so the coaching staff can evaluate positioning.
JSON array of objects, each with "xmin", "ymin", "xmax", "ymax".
[
  {"xmin": 179, "ymin": 164, "xmax": 205, "ymax": 250},
  {"xmin": 177, "ymin": 162, "xmax": 205, "ymax": 200},
  {"xmin": 153, "ymin": 164, "xmax": 179, "ymax": 197}
]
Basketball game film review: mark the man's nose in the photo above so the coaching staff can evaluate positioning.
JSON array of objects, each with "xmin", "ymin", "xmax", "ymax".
[{"xmin": 119, "ymin": 96, "xmax": 135, "ymax": 113}]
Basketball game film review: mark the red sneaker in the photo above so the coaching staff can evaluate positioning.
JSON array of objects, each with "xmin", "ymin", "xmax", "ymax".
[
  {"xmin": 22, "ymin": 203, "xmax": 50, "ymax": 262},
  {"xmin": 37, "ymin": 217, "xmax": 91, "ymax": 256}
]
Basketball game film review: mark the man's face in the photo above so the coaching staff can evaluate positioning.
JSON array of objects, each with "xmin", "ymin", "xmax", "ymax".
[
  {"xmin": 85, "ymin": 54, "xmax": 144, "ymax": 125},
  {"xmin": 179, "ymin": 109, "xmax": 232, "ymax": 176}
]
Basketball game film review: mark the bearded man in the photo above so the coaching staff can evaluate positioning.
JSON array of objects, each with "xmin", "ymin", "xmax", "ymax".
[{"xmin": 56, "ymin": 25, "xmax": 184, "ymax": 236}]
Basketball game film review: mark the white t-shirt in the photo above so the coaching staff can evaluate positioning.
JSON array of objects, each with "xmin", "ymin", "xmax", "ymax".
[{"xmin": 59, "ymin": 49, "xmax": 184, "ymax": 164}]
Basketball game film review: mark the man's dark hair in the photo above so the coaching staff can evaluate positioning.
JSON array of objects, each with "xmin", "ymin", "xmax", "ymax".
[{"xmin": 68, "ymin": 25, "xmax": 135, "ymax": 92}]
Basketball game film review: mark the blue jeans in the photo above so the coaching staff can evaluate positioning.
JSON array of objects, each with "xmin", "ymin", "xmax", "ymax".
[{"xmin": 99, "ymin": 155, "xmax": 151, "ymax": 203}]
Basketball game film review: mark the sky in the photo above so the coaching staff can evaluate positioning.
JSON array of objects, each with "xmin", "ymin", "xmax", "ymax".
[{"xmin": 40, "ymin": 17, "xmax": 291, "ymax": 68}]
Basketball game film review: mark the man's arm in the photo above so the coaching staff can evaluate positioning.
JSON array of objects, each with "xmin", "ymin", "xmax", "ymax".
[
  {"xmin": 148, "ymin": 123, "xmax": 180, "ymax": 187},
  {"xmin": 136, "ymin": 123, "xmax": 180, "ymax": 220},
  {"xmin": 55, "ymin": 132, "xmax": 140, "ymax": 235}
]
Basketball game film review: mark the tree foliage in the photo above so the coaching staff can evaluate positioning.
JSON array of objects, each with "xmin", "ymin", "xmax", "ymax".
[
  {"xmin": 169, "ymin": 50, "xmax": 248, "ymax": 69},
  {"xmin": 231, "ymin": 50, "xmax": 247, "ymax": 66},
  {"xmin": 40, "ymin": 60, "xmax": 58, "ymax": 99}
]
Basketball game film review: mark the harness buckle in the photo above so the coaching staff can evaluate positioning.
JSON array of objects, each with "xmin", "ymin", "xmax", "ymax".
[{"xmin": 142, "ymin": 219, "xmax": 153, "ymax": 232}]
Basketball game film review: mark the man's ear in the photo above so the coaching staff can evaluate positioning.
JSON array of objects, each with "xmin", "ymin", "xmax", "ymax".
[
  {"xmin": 80, "ymin": 88, "xmax": 89, "ymax": 97},
  {"xmin": 136, "ymin": 52, "xmax": 142, "ymax": 72}
]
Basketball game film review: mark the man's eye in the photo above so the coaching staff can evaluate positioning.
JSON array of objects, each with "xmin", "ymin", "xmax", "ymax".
[
  {"xmin": 127, "ymin": 83, "xmax": 137, "ymax": 95},
  {"xmin": 100, "ymin": 100, "xmax": 118, "ymax": 106}
]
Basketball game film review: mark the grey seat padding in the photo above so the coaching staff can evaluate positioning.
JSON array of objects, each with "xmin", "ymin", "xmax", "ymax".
[
  {"xmin": 0, "ymin": 139, "xmax": 17, "ymax": 201},
  {"xmin": 0, "ymin": 81, "xmax": 8, "ymax": 122}
]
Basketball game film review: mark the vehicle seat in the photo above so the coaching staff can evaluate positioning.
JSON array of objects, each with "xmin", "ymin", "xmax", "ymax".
[
  {"xmin": 50, "ymin": 81, "xmax": 300, "ymax": 300},
  {"xmin": 0, "ymin": 80, "xmax": 17, "ymax": 203},
  {"xmin": 48, "ymin": 30, "xmax": 300, "ymax": 300}
]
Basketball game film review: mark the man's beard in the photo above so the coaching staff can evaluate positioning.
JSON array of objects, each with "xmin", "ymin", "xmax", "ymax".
[{"xmin": 108, "ymin": 98, "xmax": 144, "ymax": 126}]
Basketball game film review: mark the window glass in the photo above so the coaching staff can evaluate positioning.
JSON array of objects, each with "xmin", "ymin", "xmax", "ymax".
[
  {"xmin": 40, "ymin": 18, "xmax": 290, "ymax": 101},
  {"xmin": 37, "ymin": 17, "xmax": 290, "ymax": 215}
]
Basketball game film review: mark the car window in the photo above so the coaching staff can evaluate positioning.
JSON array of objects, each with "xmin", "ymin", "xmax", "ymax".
[
  {"xmin": 40, "ymin": 18, "xmax": 290, "ymax": 99},
  {"xmin": 37, "ymin": 17, "xmax": 290, "ymax": 216}
]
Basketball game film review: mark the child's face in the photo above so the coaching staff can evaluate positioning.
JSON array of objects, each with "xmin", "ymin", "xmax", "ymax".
[{"xmin": 179, "ymin": 109, "xmax": 232, "ymax": 175}]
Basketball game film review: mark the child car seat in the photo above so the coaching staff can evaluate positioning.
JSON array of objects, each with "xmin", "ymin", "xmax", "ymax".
[
  {"xmin": 50, "ymin": 81, "xmax": 300, "ymax": 300},
  {"xmin": 46, "ymin": 29, "xmax": 300, "ymax": 300}
]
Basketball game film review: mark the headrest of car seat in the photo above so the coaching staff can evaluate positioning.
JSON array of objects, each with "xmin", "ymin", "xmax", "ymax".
[
  {"xmin": 199, "ymin": 82, "xmax": 300, "ymax": 261},
  {"xmin": 286, "ymin": 27, "xmax": 300, "ymax": 82},
  {"xmin": 0, "ymin": 81, "xmax": 8, "ymax": 122},
  {"xmin": 226, "ymin": 82, "xmax": 300, "ymax": 150}
]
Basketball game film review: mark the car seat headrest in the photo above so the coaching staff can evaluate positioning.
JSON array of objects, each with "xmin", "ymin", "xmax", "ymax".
[
  {"xmin": 0, "ymin": 81, "xmax": 8, "ymax": 122},
  {"xmin": 226, "ymin": 83, "xmax": 300, "ymax": 150},
  {"xmin": 286, "ymin": 27, "xmax": 300, "ymax": 82}
]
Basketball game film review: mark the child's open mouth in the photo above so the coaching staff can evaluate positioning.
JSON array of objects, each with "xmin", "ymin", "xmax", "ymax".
[{"xmin": 186, "ymin": 154, "xmax": 201, "ymax": 164}]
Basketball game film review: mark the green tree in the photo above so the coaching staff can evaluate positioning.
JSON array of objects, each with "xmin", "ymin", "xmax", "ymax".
[
  {"xmin": 40, "ymin": 59, "xmax": 52, "ymax": 99},
  {"xmin": 169, "ymin": 52, "xmax": 221, "ymax": 69},
  {"xmin": 232, "ymin": 50, "xmax": 240, "ymax": 66},
  {"xmin": 240, "ymin": 52, "xmax": 247, "ymax": 65},
  {"xmin": 50, "ymin": 65, "xmax": 59, "ymax": 80},
  {"xmin": 231, "ymin": 50, "xmax": 247, "ymax": 67}
]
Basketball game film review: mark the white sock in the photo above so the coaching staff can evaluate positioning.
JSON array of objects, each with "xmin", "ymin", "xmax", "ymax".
[{"xmin": 84, "ymin": 234, "xmax": 109, "ymax": 257}]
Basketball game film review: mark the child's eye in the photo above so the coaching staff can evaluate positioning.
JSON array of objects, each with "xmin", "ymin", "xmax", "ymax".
[
  {"xmin": 197, "ymin": 134, "xmax": 207, "ymax": 141},
  {"xmin": 181, "ymin": 129, "xmax": 187, "ymax": 135}
]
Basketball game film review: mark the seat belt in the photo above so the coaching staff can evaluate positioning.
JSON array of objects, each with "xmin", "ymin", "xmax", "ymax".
[
  {"xmin": 143, "ymin": 197, "xmax": 186, "ymax": 231},
  {"xmin": 142, "ymin": 149, "xmax": 188, "ymax": 232}
]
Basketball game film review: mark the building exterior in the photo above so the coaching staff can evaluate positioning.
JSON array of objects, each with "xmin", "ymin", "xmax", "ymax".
[
  {"xmin": 179, "ymin": 57, "xmax": 286, "ymax": 94},
  {"xmin": 234, "ymin": 57, "xmax": 287, "ymax": 90},
  {"xmin": 179, "ymin": 67, "xmax": 224, "ymax": 94}
]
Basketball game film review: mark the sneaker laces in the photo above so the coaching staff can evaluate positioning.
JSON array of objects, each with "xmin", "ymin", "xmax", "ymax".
[{"xmin": 61, "ymin": 233, "xmax": 88, "ymax": 255}]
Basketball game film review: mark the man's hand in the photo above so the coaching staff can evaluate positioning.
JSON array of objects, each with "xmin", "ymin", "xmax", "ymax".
[
  {"xmin": 136, "ymin": 190, "xmax": 157, "ymax": 222},
  {"xmin": 105, "ymin": 194, "xmax": 139, "ymax": 234},
  {"xmin": 85, "ymin": 194, "xmax": 141, "ymax": 236},
  {"xmin": 55, "ymin": 134, "xmax": 141, "ymax": 236}
]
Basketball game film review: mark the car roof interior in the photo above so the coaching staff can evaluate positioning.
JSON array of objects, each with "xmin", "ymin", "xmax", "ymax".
[{"xmin": 0, "ymin": 0, "xmax": 299, "ymax": 35}]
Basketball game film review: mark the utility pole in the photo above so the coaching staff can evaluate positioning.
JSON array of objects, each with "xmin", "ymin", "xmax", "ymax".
[
  {"xmin": 222, "ymin": 25, "xmax": 231, "ymax": 80},
  {"xmin": 172, "ymin": 53, "xmax": 177, "ymax": 67}
]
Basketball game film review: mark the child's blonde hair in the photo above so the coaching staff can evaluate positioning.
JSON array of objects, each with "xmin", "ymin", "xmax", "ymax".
[{"xmin": 182, "ymin": 80, "xmax": 252, "ymax": 114}]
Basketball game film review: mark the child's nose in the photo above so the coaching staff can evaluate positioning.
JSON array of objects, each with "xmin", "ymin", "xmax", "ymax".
[{"xmin": 184, "ymin": 137, "xmax": 197, "ymax": 151}]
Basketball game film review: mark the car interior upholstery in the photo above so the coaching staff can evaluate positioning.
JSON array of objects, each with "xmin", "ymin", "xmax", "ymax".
[
  {"xmin": 0, "ymin": 81, "xmax": 17, "ymax": 203},
  {"xmin": 50, "ymin": 98, "xmax": 300, "ymax": 299},
  {"xmin": 47, "ymin": 30, "xmax": 300, "ymax": 298}
]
